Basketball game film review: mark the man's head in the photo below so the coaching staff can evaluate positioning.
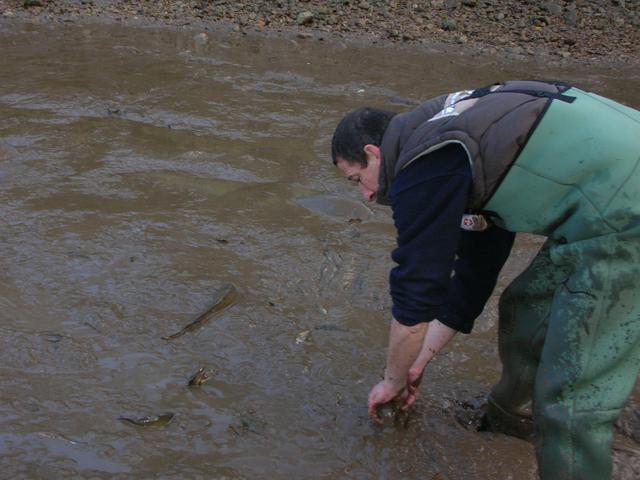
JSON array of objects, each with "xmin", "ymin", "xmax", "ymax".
[{"xmin": 331, "ymin": 107, "xmax": 397, "ymax": 202}]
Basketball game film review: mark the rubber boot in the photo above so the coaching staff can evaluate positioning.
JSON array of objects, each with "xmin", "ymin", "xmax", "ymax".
[
  {"xmin": 483, "ymin": 240, "xmax": 570, "ymax": 440},
  {"xmin": 481, "ymin": 395, "xmax": 533, "ymax": 440}
]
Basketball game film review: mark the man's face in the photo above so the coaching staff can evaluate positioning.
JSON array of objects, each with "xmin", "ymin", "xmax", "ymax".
[{"xmin": 336, "ymin": 144, "xmax": 381, "ymax": 202}]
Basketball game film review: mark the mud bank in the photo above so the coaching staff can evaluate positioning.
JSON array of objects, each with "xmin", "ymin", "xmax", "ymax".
[{"xmin": 1, "ymin": 0, "xmax": 639, "ymax": 69}]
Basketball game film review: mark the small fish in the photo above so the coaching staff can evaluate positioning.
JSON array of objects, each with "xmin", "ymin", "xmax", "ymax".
[
  {"xmin": 375, "ymin": 401, "xmax": 410, "ymax": 428},
  {"xmin": 163, "ymin": 284, "xmax": 238, "ymax": 340},
  {"xmin": 314, "ymin": 324, "xmax": 348, "ymax": 332},
  {"xmin": 188, "ymin": 367, "xmax": 212, "ymax": 386},
  {"xmin": 118, "ymin": 412, "xmax": 174, "ymax": 427},
  {"xmin": 376, "ymin": 401, "xmax": 399, "ymax": 422},
  {"xmin": 296, "ymin": 330, "xmax": 311, "ymax": 344}
]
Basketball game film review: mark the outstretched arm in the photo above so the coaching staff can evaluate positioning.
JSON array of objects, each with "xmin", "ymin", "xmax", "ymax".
[
  {"xmin": 367, "ymin": 318, "xmax": 427, "ymax": 422},
  {"xmin": 403, "ymin": 319, "xmax": 457, "ymax": 410},
  {"xmin": 367, "ymin": 318, "xmax": 457, "ymax": 422}
]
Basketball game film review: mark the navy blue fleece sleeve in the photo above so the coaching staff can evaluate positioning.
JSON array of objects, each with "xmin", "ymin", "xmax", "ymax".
[
  {"xmin": 438, "ymin": 226, "xmax": 515, "ymax": 333},
  {"xmin": 389, "ymin": 144, "xmax": 514, "ymax": 333}
]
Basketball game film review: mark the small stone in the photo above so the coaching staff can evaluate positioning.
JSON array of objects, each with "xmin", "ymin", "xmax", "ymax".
[
  {"xmin": 2, "ymin": 10, "xmax": 15, "ymax": 17},
  {"xmin": 193, "ymin": 33, "xmax": 208, "ymax": 45},
  {"xmin": 296, "ymin": 11, "xmax": 314, "ymax": 25},
  {"xmin": 563, "ymin": 9, "xmax": 578, "ymax": 26},
  {"xmin": 533, "ymin": 15, "xmax": 550, "ymax": 26},
  {"xmin": 297, "ymin": 32, "xmax": 313, "ymax": 39},
  {"xmin": 23, "ymin": 0, "xmax": 43, "ymax": 7},
  {"xmin": 456, "ymin": 34, "xmax": 468, "ymax": 43},
  {"xmin": 495, "ymin": 12, "xmax": 505, "ymax": 21},
  {"xmin": 542, "ymin": 2, "xmax": 562, "ymax": 16},
  {"xmin": 442, "ymin": 18, "xmax": 457, "ymax": 31},
  {"xmin": 559, "ymin": 51, "xmax": 571, "ymax": 59},
  {"xmin": 359, "ymin": 1, "xmax": 370, "ymax": 9},
  {"xmin": 446, "ymin": 0, "xmax": 460, "ymax": 10},
  {"xmin": 462, "ymin": 0, "xmax": 476, "ymax": 6}
]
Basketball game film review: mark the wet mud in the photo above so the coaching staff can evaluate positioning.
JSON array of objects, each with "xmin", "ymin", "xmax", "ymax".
[{"xmin": 0, "ymin": 19, "xmax": 639, "ymax": 479}]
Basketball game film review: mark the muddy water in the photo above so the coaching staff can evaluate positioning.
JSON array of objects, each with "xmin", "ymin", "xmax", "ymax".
[{"xmin": 0, "ymin": 20, "xmax": 639, "ymax": 479}]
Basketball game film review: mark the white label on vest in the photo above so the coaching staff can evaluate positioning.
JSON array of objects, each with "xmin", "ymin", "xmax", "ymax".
[
  {"xmin": 428, "ymin": 90, "xmax": 475, "ymax": 122},
  {"xmin": 461, "ymin": 214, "xmax": 489, "ymax": 231}
]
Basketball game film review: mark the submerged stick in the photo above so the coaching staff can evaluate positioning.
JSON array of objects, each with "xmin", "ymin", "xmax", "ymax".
[{"xmin": 162, "ymin": 284, "xmax": 238, "ymax": 340}]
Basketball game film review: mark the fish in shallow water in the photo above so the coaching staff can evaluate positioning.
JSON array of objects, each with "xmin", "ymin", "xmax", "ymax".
[
  {"xmin": 188, "ymin": 367, "xmax": 212, "ymax": 386},
  {"xmin": 375, "ymin": 401, "xmax": 410, "ymax": 428},
  {"xmin": 118, "ymin": 412, "xmax": 174, "ymax": 427},
  {"xmin": 163, "ymin": 284, "xmax": 238, "ymax": 340}
]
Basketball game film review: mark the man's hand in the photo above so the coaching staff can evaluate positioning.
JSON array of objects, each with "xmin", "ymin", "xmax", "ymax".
[
  {"xmin": 401, "ymin": 365, "xmax": 425, "ymax": 411},
  {"xmin": 367, "ymin": 379, "xmax": 408, "ymax": 424},
  {"xmin": 369, "ymin": 319, "xmax": 457, "ymax": 421}
]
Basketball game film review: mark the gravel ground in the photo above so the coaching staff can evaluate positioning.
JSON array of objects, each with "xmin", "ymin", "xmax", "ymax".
[{"xmin": 1, "ymin": 0, "xmax": 639, "ymax": 68}]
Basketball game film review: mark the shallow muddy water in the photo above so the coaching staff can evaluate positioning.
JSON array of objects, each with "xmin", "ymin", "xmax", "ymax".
[{"xmin": 1, "ymin": 19, "xmax": 639, "ymax": 479}]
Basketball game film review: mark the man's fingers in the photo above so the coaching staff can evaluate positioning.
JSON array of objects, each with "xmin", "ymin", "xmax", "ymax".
[
  {"xmin": 401, "ymin": 394, "xmax": 417, "ymax": 410},
  {"xmin": 400, "ymin": 391, "xmax": 416, "ymax": 411},
  {"xmin": 368, "ymin": 402, "xmax": 382, "ymax": 424}
]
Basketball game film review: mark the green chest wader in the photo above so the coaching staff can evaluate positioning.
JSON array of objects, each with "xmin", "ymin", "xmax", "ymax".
[{"xmin": 482, "ymin": 88, "xmax": 640, "ymax": 480}]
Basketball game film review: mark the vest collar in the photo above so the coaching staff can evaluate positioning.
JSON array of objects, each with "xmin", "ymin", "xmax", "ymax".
[{"xmin": 377, "ymin": 113, "xmax": 408, "ymax": 206}]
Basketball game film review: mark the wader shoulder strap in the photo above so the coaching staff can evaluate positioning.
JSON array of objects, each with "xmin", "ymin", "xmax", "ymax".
[{"xmin": 468, "ymin": 85, "xmax": 576, "ymax": 103}]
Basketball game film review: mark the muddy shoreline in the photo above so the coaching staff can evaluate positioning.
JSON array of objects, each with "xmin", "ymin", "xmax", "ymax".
[{"xmin": 1, "ymin": 0, "xmax": 639, "ymax": 71}]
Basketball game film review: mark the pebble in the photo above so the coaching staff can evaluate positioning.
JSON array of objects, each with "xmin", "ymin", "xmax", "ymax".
[
  {"xmin": 542, "ymin": 2, "xmax": 562, "ymax": 16},
  {"xmin": 296, "ymin": 11, "xmax": 314, "ymax": 25},
  {"xmin": 446, "ymin": 0, "xmax": 460, "ymax": 10},
  {"xmin": 442, "ymin": 18, "xmax": 457, "ymax": 31},
  {"xmin": 563, "ymin": 8, "xmax": 578, "ymax": 26},
  {"xmin": 193, "ymin": 32, "xmax": 208, "ymax": 45}
]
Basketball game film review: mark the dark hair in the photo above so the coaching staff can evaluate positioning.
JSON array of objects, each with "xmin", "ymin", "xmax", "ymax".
[{"xmin": 331, "ymin": 107, "xmax": 397, "ymax": 167}]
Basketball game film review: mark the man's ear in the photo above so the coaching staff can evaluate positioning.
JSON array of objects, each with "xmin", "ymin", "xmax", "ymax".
[{"xmin": 363, "ymin": 144, "xmax": 381, "ymax": 165}]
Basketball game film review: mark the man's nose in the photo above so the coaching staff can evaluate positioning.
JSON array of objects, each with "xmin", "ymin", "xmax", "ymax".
[{"xmin": 360, "ymin": 185, "xmax": 375, "ymax": 202}]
